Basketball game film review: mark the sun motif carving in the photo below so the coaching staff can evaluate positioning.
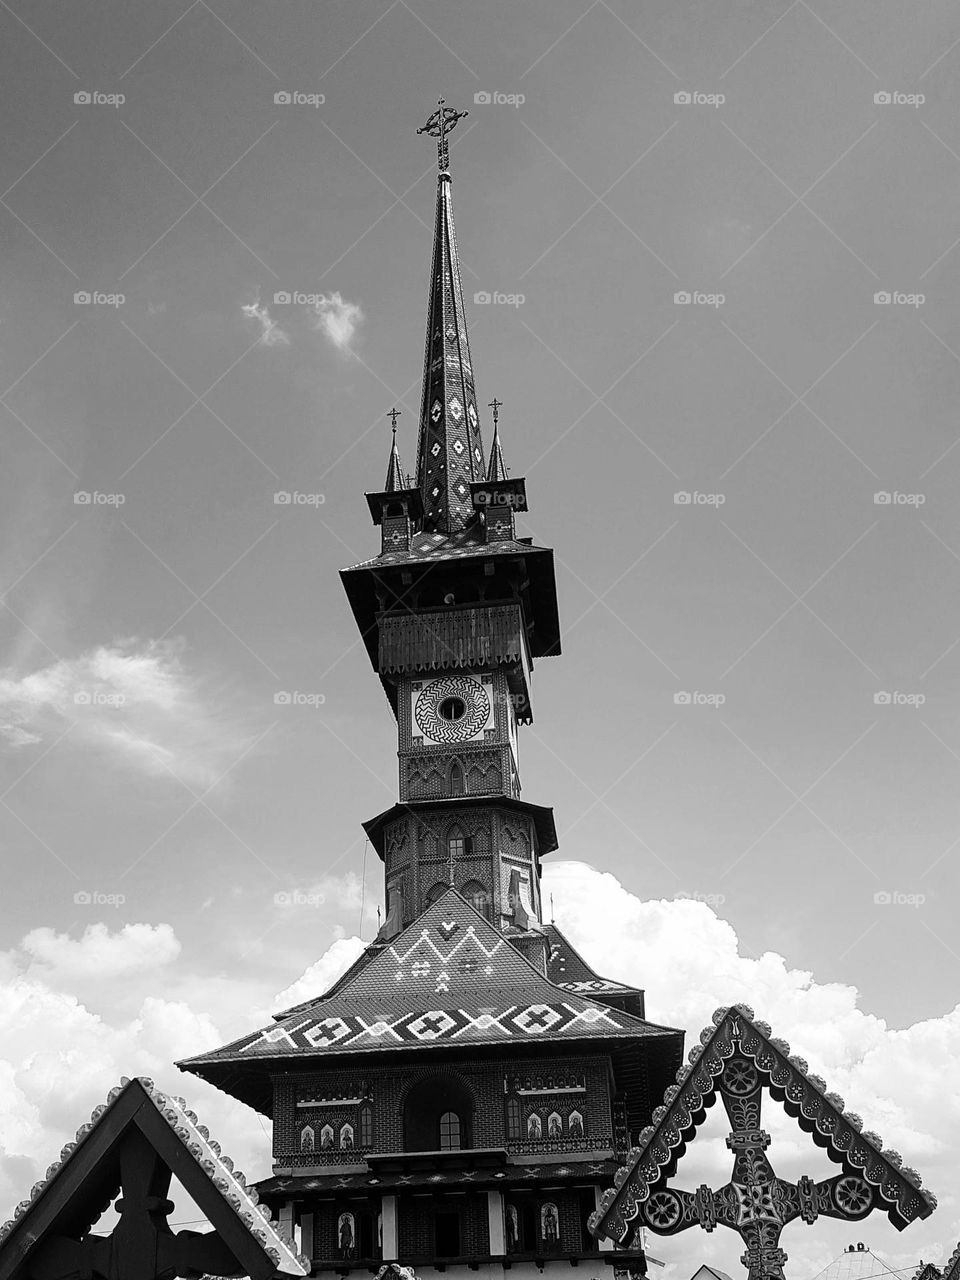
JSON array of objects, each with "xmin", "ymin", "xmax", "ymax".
[
  {"xmin": 834, "ymin": 1175, "xmax": 873, "ymax": 1217},
  {"xmin": 414, "ymin": 677, "xmax": 490, "ymax": 743},
  {"xmin": 724, "ymin": 1057, "xmax": 759, "ymax": 1095},
  {"xmin": 644, "ymin": 1190, "xmax": 682, "ymax": 1229}
]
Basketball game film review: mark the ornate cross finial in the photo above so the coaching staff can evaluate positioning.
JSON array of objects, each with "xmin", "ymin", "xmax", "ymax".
[
  {"xmin": 488, "ymin": 396, "xmax": 503, "ymax": 429},
  {"xmin": 387, "ymin": 406, "xmax": 401, "ymax": 433},
  {"xmin": 417, "ymin": 96, "xmax": 468, "ymax": 172}
]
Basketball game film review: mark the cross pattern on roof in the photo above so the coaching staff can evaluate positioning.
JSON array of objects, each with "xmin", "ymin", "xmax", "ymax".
[
  {"xmin": 590, "ymin": 1005, "xmax": 935, "ymax": 1280},
  {"xmin": 181, "ymin": 890, "xmax": 676, "ymax": 1068}
]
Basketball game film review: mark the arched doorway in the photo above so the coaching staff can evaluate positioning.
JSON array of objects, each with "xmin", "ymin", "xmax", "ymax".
[{"xmin": 403, "ymin": 1075, "xmax": 474, "ymax": 1151}]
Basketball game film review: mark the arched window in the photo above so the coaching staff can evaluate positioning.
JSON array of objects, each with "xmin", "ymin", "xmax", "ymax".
[
  {"xmin": 505, "ymin": 1096, "xmax": 521, "ymax": 1141},
  {"xmin": 462, "ymin": 879, "xmax": 489, "ymax": 918},
  {"xmin": 426, "ymin": 882, "xmax": 447, "ymax": 904},
  {"xmin": 449, "ymin": 761, "xmax": 465, "ymax": 795},
  {"xmin": 439, "ymin": 1110, "xmax": 462, "ymax": 1150},
  {"xmin": 359, "ymin": 1102, "xmax": 374, "ymax": 1149},
  {"xmin": 300, "ymin": 1124, "xmax": 314, "ymax": 1153}
]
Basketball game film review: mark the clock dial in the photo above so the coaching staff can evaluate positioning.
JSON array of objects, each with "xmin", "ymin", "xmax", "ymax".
[{"xmin": 414, "ymin": 677, "xmax": 490, "ymax": 743}]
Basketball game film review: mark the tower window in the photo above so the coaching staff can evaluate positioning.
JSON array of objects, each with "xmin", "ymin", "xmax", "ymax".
[
  {"xmin": 359, "ymin": 1102, "xmax": 374, "ymax": 1148},
  {"xmin": 463, "ymin": 879, "xmax": 489, "ymax": 918},
  {"xmin": 439, "ymin": 1110, "xmax": 462, "ymax": 1150},
  {"xmin": 438, "ymin": 695, "xmax": 467, "ymax": 722},
  {"xmin": 505, "ymin": 1096, "xmax": 521, "ymax": 1141},
  {"xmin": 449, "ymin": 761, "xmax": 465, "ymax": 794}
]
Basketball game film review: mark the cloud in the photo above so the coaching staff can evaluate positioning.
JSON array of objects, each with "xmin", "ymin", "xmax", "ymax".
[
  {"xmin": 309, "ymin": 292, "xmax": 363, "ymax": 353},
  {"xmin": 271, "ymin": 934, "xmax": 366, "ymax": 1013},
  {"xmin": 21, "ymin": 923, "xmax": 180, "ymax": 981},
  {"xmin": 0, "ymin": 639, "xmax": 248, "ymax": 788},
  {"xmin": 543, "ymin": 861, "xmax": 960, "ymax": 1276},
  {"xmin": 241, "ymin": 297, "xmax": 289, "ymax": 347}
]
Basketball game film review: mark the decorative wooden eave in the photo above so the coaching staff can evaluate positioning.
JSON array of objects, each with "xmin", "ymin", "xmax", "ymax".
[
  {"xmin": 0, "ymin": 1077, "xmax": 310, "ymax": 1280},
  {"xmin": 589, "ymin": 1004, "xmax": 935, "ymax": 1280}
]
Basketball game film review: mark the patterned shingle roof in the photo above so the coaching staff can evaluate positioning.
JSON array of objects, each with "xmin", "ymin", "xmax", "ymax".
[
  {"xmin": 342, "ymin": 525, "xmax": 544, "ymax": 571},
  {"xmin": 181, "ymin": 889, "xmax": 679, "ymax": 1070}
]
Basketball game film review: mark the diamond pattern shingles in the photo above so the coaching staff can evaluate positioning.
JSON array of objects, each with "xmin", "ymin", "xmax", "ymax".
[{"xmin": 182, "ymin": 889, "xmax": 676, "ymax": 1066}]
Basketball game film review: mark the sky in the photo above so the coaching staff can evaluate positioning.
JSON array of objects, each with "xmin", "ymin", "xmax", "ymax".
[{"xmin": 0, "ymin": 0, "xmax": 958, "ymax": 1275}]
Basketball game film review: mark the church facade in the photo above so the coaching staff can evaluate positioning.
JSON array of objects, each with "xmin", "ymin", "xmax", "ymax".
[{"xmin": 179, "ymin": 100, "xmax": 685, "ymax": 1280}]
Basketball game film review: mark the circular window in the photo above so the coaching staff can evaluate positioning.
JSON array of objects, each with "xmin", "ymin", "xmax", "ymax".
[{"xmin": 438, "ymin": 696, "xmax": 467, "ymax": 722}]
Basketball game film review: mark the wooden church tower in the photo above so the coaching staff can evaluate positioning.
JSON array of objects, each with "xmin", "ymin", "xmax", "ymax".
[{"xmin": 180, "ymin": 100, "xmax": 685, "ymax": 1280}]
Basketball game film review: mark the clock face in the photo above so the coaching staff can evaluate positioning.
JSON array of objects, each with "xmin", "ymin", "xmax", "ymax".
[{"xmin": 413, "ymin": 676, "xmax": 491, "ymax": 743}]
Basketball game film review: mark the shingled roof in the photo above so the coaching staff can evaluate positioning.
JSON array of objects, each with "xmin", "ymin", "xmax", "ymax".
[
  {"xmin": 0, "ymin": 1077, "xmax": 309, "ymax": 1280},
  {"xmin": 179, "ymin": 888, "xmax": 681, "ymax": 1111}
]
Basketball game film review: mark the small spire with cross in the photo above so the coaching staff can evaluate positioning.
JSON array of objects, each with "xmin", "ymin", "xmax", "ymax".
[
  {"xmin": 417, "ymin": 96, "xmax": 468, "ymax": 173},
  {"xmin": 487, "ymin": 396, "xmax": 508, "ymax": 482},
  {"xmin": 384, "ymin": 407, "xmax": 404, "ymax": 492}
]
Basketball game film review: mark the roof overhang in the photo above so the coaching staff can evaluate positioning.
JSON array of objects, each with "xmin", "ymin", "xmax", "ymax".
[{"xmin": 362, "ymin": 795, "xmax": 559, "ymax": 858}]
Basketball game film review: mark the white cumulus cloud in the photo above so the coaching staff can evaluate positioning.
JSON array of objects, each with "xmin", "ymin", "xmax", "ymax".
[
  {"xmin": 21, "ymin": 923, "xmax": 180, "ymax": 980},
  {"xmin": 0, "ymin": 639, "xmax": 249, "ymax": 788},
  {"xmin": 309, "ymin": 292, "xmax": 363, "ymax": 353},
  {"xmin": 241, "ymin": 296, "xmax": 289, "ymax": 347}
]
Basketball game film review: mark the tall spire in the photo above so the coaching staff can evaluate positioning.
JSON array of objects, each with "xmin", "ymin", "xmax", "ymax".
[
  {"xmin": 414, "ymin": 98, "xmax": 486, "ymax": 533},
  {"xmin": 486, "ymin": 396, "xmax": 508, "ymax": 482},
  {"xmin": 384, "ymin": 407, "xmax": 404, "ymax": 492}
]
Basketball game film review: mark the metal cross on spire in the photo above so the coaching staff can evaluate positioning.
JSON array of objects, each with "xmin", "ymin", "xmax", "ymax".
[
  {"xmin": 387, "ymin": 406, "xmax": 401, "ymax": 432},
  {"xmin": 488, "ymin": 397, "xmax": 503, "ymax": 428},
  {"xmin": 417, "ymin": 96, "xmax": 468, "ymax": 172}
]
